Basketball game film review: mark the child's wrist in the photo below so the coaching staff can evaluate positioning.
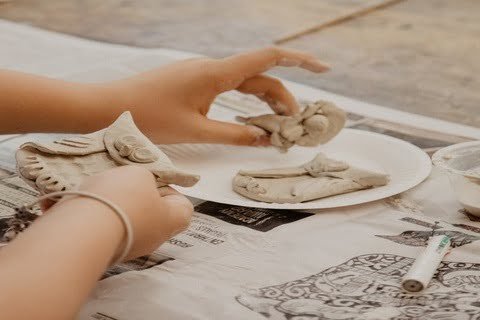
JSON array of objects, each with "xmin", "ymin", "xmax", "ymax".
[
  {"xmin": 75, "ymin": 83, "xmax": 125, "ymax": 130},
  {"xmin": 53, "ymin": 196, "xmax": 126, "ymax": 262}
]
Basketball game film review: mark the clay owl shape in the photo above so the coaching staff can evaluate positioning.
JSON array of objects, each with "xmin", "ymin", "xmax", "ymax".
[{"xmin": 16, "ymin": 111, "xmax": 200, "ymax": 195}]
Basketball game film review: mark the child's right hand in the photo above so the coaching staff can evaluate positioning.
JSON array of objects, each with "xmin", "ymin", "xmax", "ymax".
[
  {"xmin": 49, "ymin": 166, "xmax": 193, "ymax": 261},
  {"xmin": 100, "ymin": 47, "xmax": 329, "ymax": 146}
]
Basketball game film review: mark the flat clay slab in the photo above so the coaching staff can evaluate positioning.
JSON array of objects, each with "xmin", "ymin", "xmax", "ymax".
[{"xmin": 233, "ymin": 153, "xmax": 389, "ymax": 204}]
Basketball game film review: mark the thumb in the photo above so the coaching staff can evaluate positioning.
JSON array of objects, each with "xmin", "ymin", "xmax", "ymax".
[
  {"xmin": 158, "ymin": 193, "xmax": 194, "ymax": 236},
  {"xmin": 198, "ymin": 119, "xmax": 271, "ymax": 146}
]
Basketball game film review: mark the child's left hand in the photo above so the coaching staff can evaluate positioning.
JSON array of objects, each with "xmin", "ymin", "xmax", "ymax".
[{"xmin": 101, "ymin": 47, "xmax": 329, "ymax": 146}]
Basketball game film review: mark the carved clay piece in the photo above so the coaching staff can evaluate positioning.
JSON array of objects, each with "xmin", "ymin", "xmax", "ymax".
[
  {"xmin": 233, "ymin": 153, "xmax": 389, "ymax": 203},
  {"xmin": 238, "ymin": 100, "xmax": 346, "ymax": 152},
  {"xmin": 16, "ymin": 112, "xmax": 200, "ymax": 195}
]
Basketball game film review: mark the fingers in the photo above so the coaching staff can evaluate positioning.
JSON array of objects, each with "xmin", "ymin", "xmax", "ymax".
[
  {"xmin": 215, "ymin": 47, "xmax": 329, "ymax": 91},
  {"xmin": 157, "ymin": 193, "xmax": 194, "ymax": 236},
  {"xmin": 194, "ymin": 118, "xmax": 270, "ymax": 146},
  {"xmin": 157, "ymin": 186, "xmax": 180, "ymax": 197},
  {"xmin": 236, "ymin": 75, "xmax": 300, "ymax": 115},
  {"xmin": 154, "ymin": 169, "xmax": 200, "ymax": 187}
]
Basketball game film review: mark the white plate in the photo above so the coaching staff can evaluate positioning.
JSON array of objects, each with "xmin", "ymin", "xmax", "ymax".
[{"xmin": 160, "ymin": 129, "xmax": 432, "ymax": 210}]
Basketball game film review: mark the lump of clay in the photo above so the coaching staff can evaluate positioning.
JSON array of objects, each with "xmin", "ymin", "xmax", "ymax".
[
  {"xmin": 238, "ymin": 100, "xmax": 346, "ymax": 152},
  {"xmin": 233, "ymin": 153, "xmax": 389, "ymax": 203},
  {"xmin": 16, "ymin": 111, "xmax": 200, "ymax": 195}
]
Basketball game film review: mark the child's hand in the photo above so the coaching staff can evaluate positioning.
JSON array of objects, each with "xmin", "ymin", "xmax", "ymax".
[
  {"xmin": 51, "ymin": 166, "xmax": 193, "ymax": 261},
  {"xmin": 0, "ymin": 166, "xmax": 192, "ymax": 319},
  {"xmin": 102, "ymin": 47, "xmax": 329, "ymax": 146}
]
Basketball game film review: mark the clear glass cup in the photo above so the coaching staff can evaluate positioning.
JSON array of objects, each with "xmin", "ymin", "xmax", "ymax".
[{"xmin": 432, "ymin": 141, "xmax": 480, "ymax": 216}]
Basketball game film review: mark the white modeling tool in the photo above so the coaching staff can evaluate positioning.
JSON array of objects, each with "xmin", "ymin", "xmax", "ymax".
[{"xmin": 402, "ymin": 235, "xmax": 451, "ymax": 292}]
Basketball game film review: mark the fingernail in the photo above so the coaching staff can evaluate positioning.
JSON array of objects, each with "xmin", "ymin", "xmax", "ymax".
[
  {"xmin": 263, "ymin": 97, "xmax": 286, "ymax": 115},
  {"xmin": 276, "ymin": 102, "xmax": 289, "ymax": 115},
  {"xmin": 246, "ymin": 125, "xmax": 271, "ymax": 146},
  {"xmin": 235, "ymin": 115, "xmax": 249, "ymax": 123},
  {"xmin": 266, "ymin": 98, "xmax": 280, "ymax": 112},
  {"xmin": 157, "ymin": 186, "xmax": 176, "ymax": 197},
  {"xmin": 301, "ymin": 59, "xmax": 331, "ymax": 72},
  {"xmin": 286, "ymin": 101, "xmax": 302, "ymax": 116},
  {"xmin": 278, "ymin": 57, "xmax": 301, "ymax": 67}
]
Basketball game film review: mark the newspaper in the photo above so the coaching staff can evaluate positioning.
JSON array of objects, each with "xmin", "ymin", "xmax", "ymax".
[{"xmin": 1, "ymin": 20, "xmax": 480, "ymax": 320}]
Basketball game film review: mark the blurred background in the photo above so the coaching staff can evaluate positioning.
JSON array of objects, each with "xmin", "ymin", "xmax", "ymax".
[{"xmin": 0, "ymin": 0, "xmax": 478, "ymax": 126}]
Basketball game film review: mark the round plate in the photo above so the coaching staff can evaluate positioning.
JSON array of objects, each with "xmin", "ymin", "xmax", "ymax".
[{"xmin": 160, "ymin": 129, "xmax": 432, "ymax": 210}]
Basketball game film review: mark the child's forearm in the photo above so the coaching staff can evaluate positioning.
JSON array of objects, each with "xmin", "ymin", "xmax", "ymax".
[
  {"xmin": 0, "ymin": 197, "xmax": 124, "ymax": 320},
  {"xmin": 0, "ymin": 69, "xmax": 118, "ymax": 134}
]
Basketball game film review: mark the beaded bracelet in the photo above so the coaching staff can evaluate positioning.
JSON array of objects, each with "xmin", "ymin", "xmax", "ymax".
[{"xmin": 16, "ymin": 190, "xmax": 134, "ymax": 264}]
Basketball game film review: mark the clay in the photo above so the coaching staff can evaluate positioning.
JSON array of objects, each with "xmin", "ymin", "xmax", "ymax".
[
  {"xmin": 238, "ymin": 100, "xmax": 346, "ymax": 152},
  {"xmin": 16, "ymin": 112, "xmax": 200, "ymax": 195},
  {"xmin": 233, "ymin": 153, "xmax": 389, "ymax": 203}
]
